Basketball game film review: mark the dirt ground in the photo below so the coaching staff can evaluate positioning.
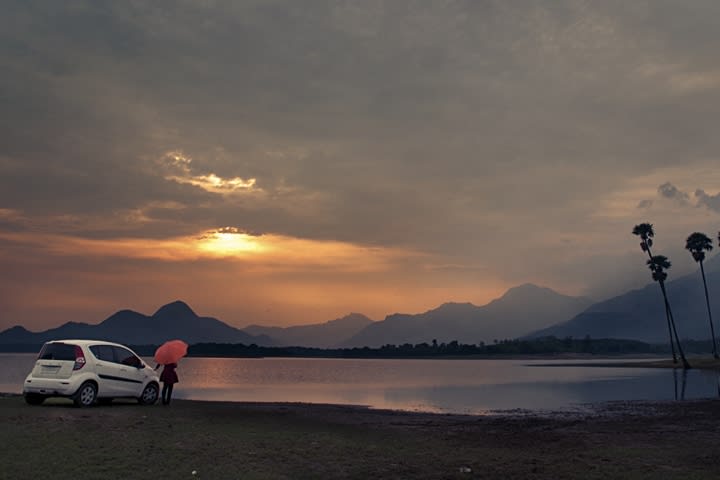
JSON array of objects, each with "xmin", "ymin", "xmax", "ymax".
[{"xmin": 1, "ymin": 393, "xmax": 720, "ymax": 479}]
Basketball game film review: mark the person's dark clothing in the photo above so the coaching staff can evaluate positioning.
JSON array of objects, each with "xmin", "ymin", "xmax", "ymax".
[
  {"xmin": 160, "ymin": 363, "xmax": 178, "ymax": 384},
  {"xmin": 158, "ymin": 363, "xmax": 178, "ymax": 405}
]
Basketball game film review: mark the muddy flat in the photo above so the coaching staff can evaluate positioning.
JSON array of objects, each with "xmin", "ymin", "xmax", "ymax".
[{"xmin": 1, "ymin": 394, "xmax": 719, "ymax": 479}]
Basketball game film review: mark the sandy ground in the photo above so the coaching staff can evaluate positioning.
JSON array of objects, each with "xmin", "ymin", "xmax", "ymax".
[{"xmin": 1, "ymin": 393, "xmax": 720, "ymax": 479}]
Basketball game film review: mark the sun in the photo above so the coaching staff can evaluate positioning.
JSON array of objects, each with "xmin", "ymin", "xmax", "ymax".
[{"xmin": 196, "ymin": 229, "xmax": 266, "ymax": 256}]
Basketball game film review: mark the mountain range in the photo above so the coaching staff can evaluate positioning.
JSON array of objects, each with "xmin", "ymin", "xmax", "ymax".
[
  {"xmin": 529, "ymin": 254, "xmax": 720, "ymax": 342},
  {"xmin": 0, "ymin": 301, "xmax": 274, "ymax": 347},
  {"xmin": 243, "ymin": 313, "xmax": 374, "ymax": 348},
  {"xmin": 340, "ymin": 284, "xmax": 592, "ymax": 347},
  {"xmin": 3, "ymin": 253, "xmax": 720, "ymax": 349},
  {"xmin": 0, "ymin": 284, "xmax": 591, "ymax": 348}
]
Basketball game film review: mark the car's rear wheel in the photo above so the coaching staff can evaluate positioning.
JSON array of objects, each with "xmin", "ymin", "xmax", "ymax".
[
  {"xmin": 24, "ymin": 393, "xmax": 46, "ymax": 405},
  {"xmin": 73, "ymin": 382, "xmax": 97, "ymax": 407},
  {"xmin": 138, "ymin": 383, "xmax": 159, "ymax": 405}
]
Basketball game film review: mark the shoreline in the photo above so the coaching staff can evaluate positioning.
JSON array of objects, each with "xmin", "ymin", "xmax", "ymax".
[
  {"xmin": 528, "ymin": 356, "xmax": 720, "ymax": 371},
  {"xmin": 2, "ymin": 389, "xmax": 720, "ymax": 424},
  {"xmin": 2, "ymin": 390, "xmax": 718, "ymax": 420}
]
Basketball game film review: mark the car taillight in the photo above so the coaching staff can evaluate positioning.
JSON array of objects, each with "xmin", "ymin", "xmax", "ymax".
[{"xmin": 73, "ymin": 345, "xmax": 86, "ymax": 370}]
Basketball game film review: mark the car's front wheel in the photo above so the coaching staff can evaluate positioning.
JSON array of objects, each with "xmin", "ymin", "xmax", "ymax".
[
  {"xmin": 73, "ymin": 382, "xmax": 97, "ymax": 407},
  {"xmin": 138, "ymin": 383, "xmax": 159, "ymax": 405},
  {"xmin": 24, "ymin": 393, "xmax": 46, "ymax": 405}
]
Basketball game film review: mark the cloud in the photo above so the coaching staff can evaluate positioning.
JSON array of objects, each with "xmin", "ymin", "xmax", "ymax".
[
  {"xmin": 214, "ymin": 226, "xmax": 263, "ymax": 237},
  {"xmin": 658, "ymin": 182, "xmax": 690, "ymax": 204},
  {"xmin": 695, "ymin": 189, "xmax": 720, "ymax": 213},
  {"xmin": 648, "ymin": 183, "xmax": 720, "ymax": 214},
  {"xmin": 160, "ymin": 151, "xmax": 258, "ymax": 194}
]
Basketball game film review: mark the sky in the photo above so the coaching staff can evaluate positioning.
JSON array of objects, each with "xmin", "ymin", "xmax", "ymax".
[{"xmin": 2, "ymin": 0, "xmax": 720, "ymax": 332}]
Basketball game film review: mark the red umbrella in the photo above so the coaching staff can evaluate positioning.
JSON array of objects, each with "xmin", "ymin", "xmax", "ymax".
[{"xmin": 154, "ymin": 339, "xmax": 188, "ymax": 365}]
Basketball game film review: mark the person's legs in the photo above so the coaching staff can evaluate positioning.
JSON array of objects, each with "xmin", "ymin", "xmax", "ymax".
[
  {"xmin": 161, "ymin": 383, "xmax": 170, "ymax": 405},
  {"xmin": 165, "ymin": 384, "xmax": 174, "ymax": 405}
]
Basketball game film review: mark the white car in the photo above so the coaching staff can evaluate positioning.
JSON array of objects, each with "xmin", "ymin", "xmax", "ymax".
[{"xmin": 23, "ymin": 339, "xmax": 160, "ymax": 407}]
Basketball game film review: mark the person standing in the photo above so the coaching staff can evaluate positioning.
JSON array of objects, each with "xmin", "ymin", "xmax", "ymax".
[{"xmin": 155, "ymin": 362, "xmax": 179, "ymax": 405}]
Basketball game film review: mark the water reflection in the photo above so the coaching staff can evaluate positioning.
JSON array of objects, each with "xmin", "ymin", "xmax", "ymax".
[
  {"xmin": 670, "ymin": 368, "xmax": 720, "ymax": 401},
  {"xmin": 382, "ymin": 369, "xmax": 719, "ymax": 412},
  {"xmin": 1, "ymin": 354, "xmax": 719, "ymax": 413},
  {"xmin": 163, "ymin": 357, "xmax": 720, "ymax": 413},
  {"xmin": 673, "ymin": 369, "xmax": 686, "ymax": 400}
]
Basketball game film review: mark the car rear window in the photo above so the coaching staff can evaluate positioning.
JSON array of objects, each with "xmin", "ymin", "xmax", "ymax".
[{"xmin": 38, "ymin": 343, "xmax": 77, "ymax": 361}]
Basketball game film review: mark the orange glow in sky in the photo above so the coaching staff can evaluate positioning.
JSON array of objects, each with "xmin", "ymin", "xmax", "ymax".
[{"xmin": 0, "ymin": 228, "xmax": 509, "ymax": 330}]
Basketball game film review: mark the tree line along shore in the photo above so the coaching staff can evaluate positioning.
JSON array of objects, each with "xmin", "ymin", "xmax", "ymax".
[{"xmin": 3, "ymin": 335, "xmax": 720, "ymax": 360}]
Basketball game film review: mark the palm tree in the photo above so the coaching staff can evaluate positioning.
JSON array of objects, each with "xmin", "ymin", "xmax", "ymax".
[
  {"xmin": 647, "ymin": 255, "xmax": 690, "ymax": 369},
  {"xmin": 685, "ymin": 232, "xmax": 718, "ymax": 359},
  {"xmin": 632, "ymin": 223, "xmax": 677, "ymax": 363},
  {"xmin": 632, "ymin": 223, "xmax": 655, "ymax": 255}
]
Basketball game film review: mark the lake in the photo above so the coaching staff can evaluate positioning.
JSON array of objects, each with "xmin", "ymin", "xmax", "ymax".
[{"xmin": 2, "ymin": 353, "xmax": 718, "ymax": 414}]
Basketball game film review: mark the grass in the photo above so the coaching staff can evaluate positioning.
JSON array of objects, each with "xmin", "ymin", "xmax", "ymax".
[{"xmin": 1, "ymin": 395, "xmax": 719, "ymax": 479}]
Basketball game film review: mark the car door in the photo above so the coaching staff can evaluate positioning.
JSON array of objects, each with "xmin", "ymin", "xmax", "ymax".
[
  {"xmin": 89, "ymin": 344, "xmax": 124, "ymax": 396},
  {"xmin": 111, "ymin": 346, "xmax": 147, "ymax": 396}
]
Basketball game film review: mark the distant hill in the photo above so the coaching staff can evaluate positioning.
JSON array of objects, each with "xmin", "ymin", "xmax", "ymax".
[
  {"xmin": 0, "ymin": 301, "xmax": 274, "ymax": 347},
  {"xmin": 243, "ymin": 313, "xmax": 374, "ymax": 348},
  {"xmin": 341, "ymin": 284, "xmax": 593, "ymax": 347},
  {"xmin": 529, "ymin": 254, "xmax": 720, "ymax": 342}
]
